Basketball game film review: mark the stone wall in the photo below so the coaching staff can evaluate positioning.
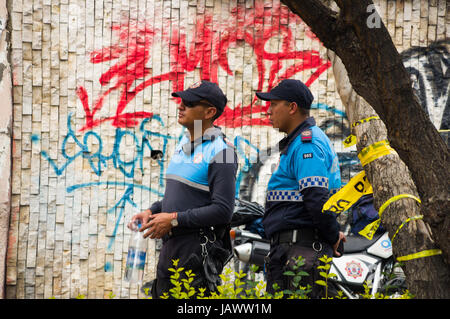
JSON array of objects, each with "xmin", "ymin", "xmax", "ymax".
[
  {"xmin": 3, "ymin": 0, "xmax": 449, "ymax": 298},
  {"xmin": 0, "ymin": 0, "xmax": 12, "ymax": 300}
]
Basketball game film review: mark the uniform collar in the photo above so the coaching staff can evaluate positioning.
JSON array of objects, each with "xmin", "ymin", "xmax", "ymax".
[
  {"xmin": 278, "ymin": 117, "xmax": 316, "ymax": 155},
  {"xmin": 182, "ymin": 126, "xmax": 223, "ymax": 155}
]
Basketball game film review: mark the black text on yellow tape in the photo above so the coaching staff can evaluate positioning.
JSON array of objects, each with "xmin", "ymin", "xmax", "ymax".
[
  {"xmin": 351, "ymin": 116, "xmax": 380, "ymax": 128},
  {"xmin": 322, "ymin": 171, "xmax": 373, "ymax": 214},
  {"xmin": 343, "ymin": 134, "xmax": 357, "ymax": 148}
]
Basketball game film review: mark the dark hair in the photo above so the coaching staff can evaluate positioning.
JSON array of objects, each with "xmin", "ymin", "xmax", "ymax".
[
  {"xmin": 195, "ymin": 99, "xmax": 222, "ymax": 122},
  {"xmin": 285, "ymin": 100, "xmax": 310, "ymax": 117},
  {"xmin": 298, "ymin": 106, "xmax": 310, "ymax": 117},
  {"xmin": 211, "ymin": 108, "xmax": 223, "ymax": 122}
]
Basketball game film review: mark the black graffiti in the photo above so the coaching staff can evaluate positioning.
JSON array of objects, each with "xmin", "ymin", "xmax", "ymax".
[
  {"xmin": 237, "ymin": 41, "xmax": 450, "ymax": 202},
  {"xmin": 401, "ymin": 40, "xmax": 450, "ymax": 132}
]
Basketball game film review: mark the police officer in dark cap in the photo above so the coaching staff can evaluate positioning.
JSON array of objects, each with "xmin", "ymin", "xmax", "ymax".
[
  {"xmin": 129, "ymin": 80, "xmax": 238, "ymax": 298},
  {"xmin": 255, "ymin": 79, "xmax": 346, "ymax": 298}
]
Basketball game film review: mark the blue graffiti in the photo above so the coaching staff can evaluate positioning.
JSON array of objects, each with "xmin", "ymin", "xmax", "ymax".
[
  {"xmin": 311, "ymin": 102, "xmax": 347, "ymax": 118},
  {"xmin": 37, "ymin": 102, "xmax": 350, "ymax": 272},
  {"xmin": 39, "ymin": 114, "xmax": 177, "ymax": 272},
  {"xmin": 42, "ymin": 113, "xmax": 175, "ymax": 189},
  {"xmin": 107, "ymin": 185, "xmax": 136, "ymax": 250}
]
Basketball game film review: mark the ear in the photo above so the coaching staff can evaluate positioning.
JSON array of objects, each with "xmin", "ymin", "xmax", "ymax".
[
  {"xmin": 288, "ymin": 102, "xmax": 299, "ymax": 115},
  {"xmin": 204, "ymin": 107, "xmax": 217, "ymax": 121}
]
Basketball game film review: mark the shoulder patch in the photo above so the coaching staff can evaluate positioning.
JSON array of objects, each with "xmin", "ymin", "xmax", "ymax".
[{"xmin": 301, "ymin": 129, "xmax": 312, "ymax": 143}]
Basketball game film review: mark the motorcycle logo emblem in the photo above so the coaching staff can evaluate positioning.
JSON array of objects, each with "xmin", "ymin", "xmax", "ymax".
[
  {"xmin": 345, "ymin": 261, "xmax": 363, "ymax": 279},
  {"xmin": 381, "ymin": 239, "xmax": 391, "ymax": 249}
]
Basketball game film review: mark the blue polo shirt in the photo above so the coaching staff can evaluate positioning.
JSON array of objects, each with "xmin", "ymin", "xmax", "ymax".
[
  {"xmin": 150, "ymin": 126, "xmax": 238, "ymax": 229},
  {"xmin": 263, "ymin": 117, "xmax": 341, "ymax": 244}
]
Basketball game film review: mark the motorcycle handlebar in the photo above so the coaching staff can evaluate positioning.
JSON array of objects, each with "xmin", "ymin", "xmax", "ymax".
[{"xmin": 230, "ymin": 229, "xmax": 265, "ymax": 241}]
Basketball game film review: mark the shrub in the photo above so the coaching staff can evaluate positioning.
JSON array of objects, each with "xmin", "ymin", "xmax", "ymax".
[{"xmin": 153, "ymin": 256, "xmax": 412, "ymax": 300}]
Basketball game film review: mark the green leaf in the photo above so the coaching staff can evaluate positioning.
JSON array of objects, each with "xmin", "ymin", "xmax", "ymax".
[
  {"xmin": 315, "ymin": 280, "xmax": 327, "ymax": 287},
  {"xmin": 321, "ymin": 264, "xmax": 331, "ymax": 270},
  {"xmin": 293, "ymin": 275, "xmax": 302, "ymax": 284},
  {"xmin": 297, "ymin": 271, "xmax": 309, "ymax": 277},
  {"xmin": 319, "ymin": 271, "xmax": 329, "ymax": 278},
  {"xmin": 283, "ymin": 271, "xmax": 295, "ymax": 276}
]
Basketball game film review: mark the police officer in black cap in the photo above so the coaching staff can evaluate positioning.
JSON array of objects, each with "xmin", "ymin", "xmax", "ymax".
[
  {"xmin": 129, "ymin": 80, "xmax": 238, "ymax": 298},
  {"xmin": 255, "ymin": 79, "xmax": 346, "ymax": 298}
]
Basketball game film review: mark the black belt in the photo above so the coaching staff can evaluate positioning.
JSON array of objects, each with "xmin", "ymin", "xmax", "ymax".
[
  {"xmin": 270, "ymin": 228, "xmax": 318, "ymax": 245},
  {"xmin": 168, "ymin": 225, "xmax": 227, "ymax": 239},
  {"xmin": 167, "ymin": 227, "xmax": 199, "ymax": 238}
]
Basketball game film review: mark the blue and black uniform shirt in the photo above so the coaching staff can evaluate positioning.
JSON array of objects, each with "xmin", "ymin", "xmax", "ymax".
[
  {"xmin": 149, "ymin": 126, "xmax": 238, "ymax": 231},
  {"xmin": 263, "ymin": 117, "xmax": 341, "ymax": 244}
]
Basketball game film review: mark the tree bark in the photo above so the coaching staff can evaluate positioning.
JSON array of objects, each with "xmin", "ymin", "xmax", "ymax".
[
  {"xmin": 329, "ymin": 51, "xmax": 450, "ymax": 298},
  {"xmin": 281, "ymin": 0, "xmax": 449, "ymax": 270}
]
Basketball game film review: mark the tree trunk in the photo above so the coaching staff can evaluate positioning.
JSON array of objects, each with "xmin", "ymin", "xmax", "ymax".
[
  {"xmin": 329, "ymin": 51, "xmax": 450, "ymax": 298},
  {"xmin": 281, "ymin": 0, "xmax": 450, "ymax": 270}
]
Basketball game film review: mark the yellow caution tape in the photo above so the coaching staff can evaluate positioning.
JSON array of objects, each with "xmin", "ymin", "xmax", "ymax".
[
  {"xmin": 438, "ymin": 129, "xmax": 449, "ymax": 132},
  {"xmin": 379, "ymin": 194, "xmax": 421, "ymax": 217},
  {"xmin": 351, "ymin": 116, "xmax": 380, "ymax": 128},
  {"xmin": 358, "ymin": 219, "xmax": 381, "ymax": 241},
  {"xmin": 358, "ymin": 140, "xmax": 395, "ymax": 166},
  {"xmin": 322, "ymin": 171, "xmax": 372, "ymax": 214},
  {"xmin": 391, "ymin": 215, "xmax": 423, "ymax": 243},
  {"xmin": 343, "ymin": 116, "xmax": 381, "ymax": 148},
  {"xmin": 343, "ymin": 134, "xmax": 357, "ymax": 148},
  {"xmin": 359, "ymin": 194, "xmax": 421, "ymax": 240},
  {"xmin": 397, "ymin": 249, "xmax": 442, "ymax": 262}
]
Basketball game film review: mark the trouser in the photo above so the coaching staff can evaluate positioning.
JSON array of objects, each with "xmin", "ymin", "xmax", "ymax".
[
  {"xmin": 151, "ymin": 227, "xmax": 231, "ymax": 298},
  {"xmin": 266, "ymin": 229, "xmax": 333, "ymax": 299}
]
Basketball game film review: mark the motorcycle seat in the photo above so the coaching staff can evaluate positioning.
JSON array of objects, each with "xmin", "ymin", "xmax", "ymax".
[{"xmin": 343, "ymin": 233, "xmax": 383, "ymax": 253}]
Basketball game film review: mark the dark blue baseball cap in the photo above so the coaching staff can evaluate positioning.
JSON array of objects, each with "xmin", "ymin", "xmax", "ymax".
[
  {"xmin": 172, "ymin": 80, "xmax": 228, "ymax": 116},
  {"xmin": 255, "ymin": 79, "xmax": 314, "ymax": 109}
]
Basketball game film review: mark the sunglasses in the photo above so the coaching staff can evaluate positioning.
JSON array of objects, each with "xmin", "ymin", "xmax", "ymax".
[{"xmin": 182, "ymin": 99, "xmax": 216, "ymax": 108}]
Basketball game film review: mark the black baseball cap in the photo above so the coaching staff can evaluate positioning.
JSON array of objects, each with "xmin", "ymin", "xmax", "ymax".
[
  {"xmin": 255, "ymin": 79, "xmax": 314, "ymax": 109},
  {"xmin": 172, "ymin": 80, "xmax": 228, "ymax": 116}
]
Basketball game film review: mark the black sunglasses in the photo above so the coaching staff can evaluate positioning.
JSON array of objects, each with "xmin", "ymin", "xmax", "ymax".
[{"xmin": 182, "ymin": 100, "xmax": 215, "ymax": 108}]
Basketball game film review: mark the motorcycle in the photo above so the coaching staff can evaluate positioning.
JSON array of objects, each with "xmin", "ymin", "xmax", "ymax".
[
  {"xmin": 230, "ymin": 199, "xmax": 406, "ymax": 299},
  {"xmin": 229, "ymin": 199, "xmax": 269, "ymax": 284},
  {"xmin": 328, "ymin": 231, "xmax": 406, "ymax": 298}
]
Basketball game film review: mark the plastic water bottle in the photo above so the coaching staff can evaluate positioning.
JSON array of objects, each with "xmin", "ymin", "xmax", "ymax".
[{"xmin": 124, "ymin": 220, "xmax": 147, "ymax": 285}]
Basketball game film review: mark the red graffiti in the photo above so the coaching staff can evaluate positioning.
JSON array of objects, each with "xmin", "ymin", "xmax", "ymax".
[{"xmin": 77, "ymin": 1, "xmax": 330, "ymax": 131}]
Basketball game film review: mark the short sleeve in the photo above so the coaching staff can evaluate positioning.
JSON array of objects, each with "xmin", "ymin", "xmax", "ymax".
[{"xmin": 291, "ymin": 143, "xmax": 330, "ymax": 192}]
